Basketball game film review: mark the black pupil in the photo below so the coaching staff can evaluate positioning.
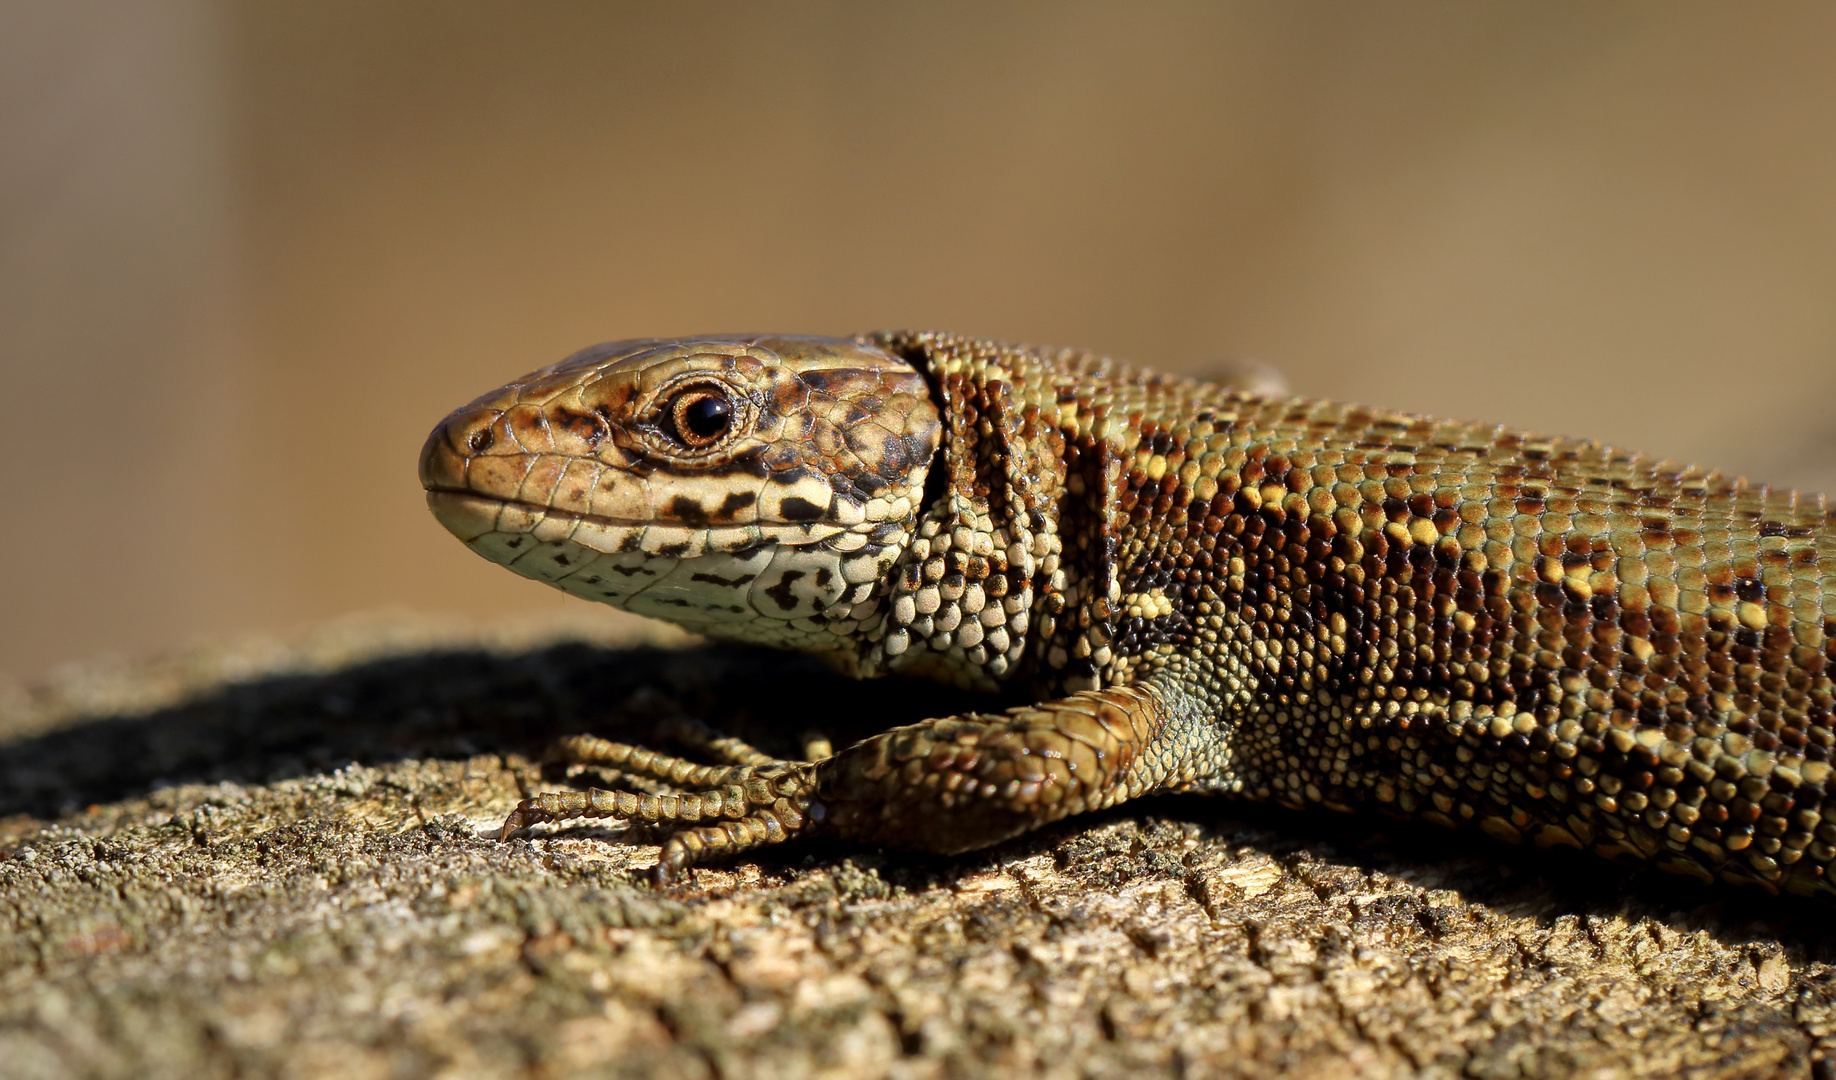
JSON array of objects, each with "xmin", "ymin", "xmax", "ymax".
[{"xmin": 683, "ymin": 394, "xmax": 732, "ymax": 439}]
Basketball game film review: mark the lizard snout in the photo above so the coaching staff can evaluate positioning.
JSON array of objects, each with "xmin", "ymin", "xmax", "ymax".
[{"xmin": 417, "ymin": 406, "xmax": 499, "ymax": 494}]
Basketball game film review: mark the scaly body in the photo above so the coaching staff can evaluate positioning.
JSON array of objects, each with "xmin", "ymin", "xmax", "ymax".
[{"xmin": 420, "ymin": 333, "xmax": 1836, "ymax": 893}]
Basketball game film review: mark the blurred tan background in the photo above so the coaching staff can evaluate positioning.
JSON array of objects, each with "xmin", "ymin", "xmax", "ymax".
[{"xmin": 3, "ymin": 1, "xmax": 1835, "ymax": 682}]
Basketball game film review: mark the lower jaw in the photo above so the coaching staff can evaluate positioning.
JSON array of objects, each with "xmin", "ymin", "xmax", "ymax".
[{"xmin": 424, "ymin": 488, "xmax": 853, "ymax": 560}]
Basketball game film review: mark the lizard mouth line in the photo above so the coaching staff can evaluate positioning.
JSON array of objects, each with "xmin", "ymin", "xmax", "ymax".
[{"xmin": 425, "ymin": 487, "xmax": 814, "ymax": 534}]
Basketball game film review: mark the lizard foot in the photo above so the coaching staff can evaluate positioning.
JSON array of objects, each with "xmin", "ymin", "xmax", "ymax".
[{"xmin": 502, "ymin": 731, "xmax": 820, "ymax": 886}]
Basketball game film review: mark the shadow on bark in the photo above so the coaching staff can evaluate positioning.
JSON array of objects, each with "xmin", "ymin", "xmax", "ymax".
[{"xmin": 0, "ymin": 641, "xmax": 991, "ymax": 820}]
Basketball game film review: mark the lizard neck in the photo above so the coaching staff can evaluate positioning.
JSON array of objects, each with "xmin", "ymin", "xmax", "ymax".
[
  {"xmin": 859, "ymin": 331, "xmax": 1267, "ymax": 700},
  {"xmin": 860, "ymin": 332, "xmax": 1096, "ymax": 695}
]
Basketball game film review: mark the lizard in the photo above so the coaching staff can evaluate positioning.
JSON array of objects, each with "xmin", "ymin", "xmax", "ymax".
[{"xmin": 418, "ymin": 332, "xmax": 1836, "ymax": 894}]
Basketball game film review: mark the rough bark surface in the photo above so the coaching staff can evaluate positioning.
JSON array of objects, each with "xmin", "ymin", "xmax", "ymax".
[{"xmin": 4, "ymin": 618, "xmax": 1836, "ymax": 1080}]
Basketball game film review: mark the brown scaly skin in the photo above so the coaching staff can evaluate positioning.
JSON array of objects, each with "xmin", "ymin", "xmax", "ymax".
[{"xmin": 421, "ymin": 332, "xmax": 1836, "ymax": 893}]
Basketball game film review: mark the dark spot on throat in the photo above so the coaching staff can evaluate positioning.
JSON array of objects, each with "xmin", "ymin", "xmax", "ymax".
[
  {"xmin": 764, "ymin": 570, "xmax": 807, "ymax": 611},
  {"xmin": 690, "ymin": 570, "xmax": 754, "ymax": 588}
]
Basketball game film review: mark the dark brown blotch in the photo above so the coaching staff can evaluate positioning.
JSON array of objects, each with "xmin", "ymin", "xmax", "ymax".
[
  {"xmin": 715, "ymin": 491, "xmax": 757, "ymax": 520},
  {"xmin": 667, "ymin": 496, "xmax": 710, "ymax": 526},
  {"xmin": 552, "ymin": 407, "xmax": 609, "ymax": 448},
  {"xmin": 779, "ymin": 496, "xmax": 825, "ymax": 522}
]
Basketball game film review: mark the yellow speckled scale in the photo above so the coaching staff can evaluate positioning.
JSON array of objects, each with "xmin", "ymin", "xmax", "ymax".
[{"xmin": 421, "ymin": 332, "xmax": 1836, "ymax": 892}]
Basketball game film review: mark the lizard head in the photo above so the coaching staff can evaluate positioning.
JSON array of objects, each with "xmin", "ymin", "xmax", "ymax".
[{"xmin": 419, "ymin": 335, "xmax": 941, "ymax": 667}]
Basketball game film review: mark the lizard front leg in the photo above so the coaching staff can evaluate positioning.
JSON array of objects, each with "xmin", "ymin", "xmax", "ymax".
[{"xmin": 502, "ymin": 669, "xmax": 1218, "ymax": 884}]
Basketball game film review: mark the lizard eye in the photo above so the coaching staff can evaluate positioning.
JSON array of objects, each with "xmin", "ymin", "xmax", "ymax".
[{"xmin": 667, "ymin": 385, "xmax": 736, "ymax": 448}]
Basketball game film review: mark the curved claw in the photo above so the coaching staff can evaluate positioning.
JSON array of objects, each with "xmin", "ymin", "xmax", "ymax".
[{"xmin": 499, "ymin": 800, "xmax": 542, "ymax": 840}]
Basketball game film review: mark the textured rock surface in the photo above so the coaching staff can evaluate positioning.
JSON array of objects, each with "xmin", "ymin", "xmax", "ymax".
[{"xmin": 5, "ymin": 618, "xmax": 1836, "ymax": 1080}]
